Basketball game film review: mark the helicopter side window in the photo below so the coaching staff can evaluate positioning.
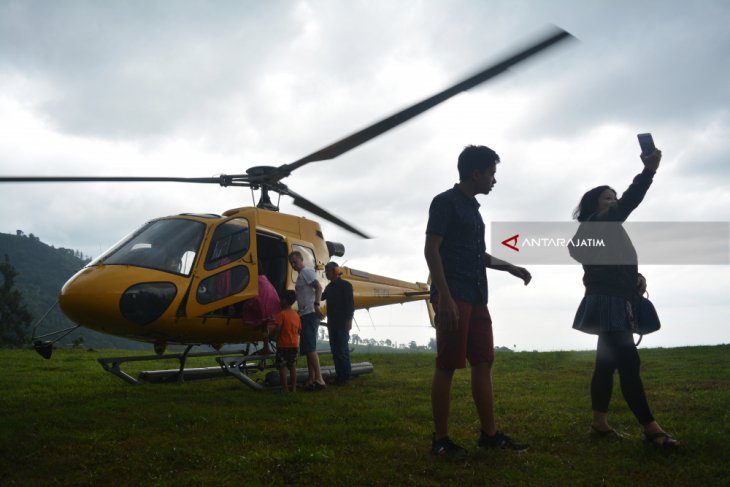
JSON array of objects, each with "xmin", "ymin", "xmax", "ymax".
[
  {"xmin": 204, "ymin": 218, "xmax": 251, "ymax": 271},
  {"xmin": 99, "ymin": 219, "xmax": 205, "ymax": 276},
  {"xmin": 197, "ymin": 266, "xmax": 250, "ymax": 305}
]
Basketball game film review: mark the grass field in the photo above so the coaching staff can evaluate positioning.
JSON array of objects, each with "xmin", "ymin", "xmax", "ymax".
[{"xmin": 1, "ymin": 345, "xmax": 728, "ymax": 486}]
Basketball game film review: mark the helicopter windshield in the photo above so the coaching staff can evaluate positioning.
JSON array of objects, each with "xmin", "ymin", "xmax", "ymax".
[{"xmin": 94, "ymin": 218, "xmax": 206, "ymax": 276}]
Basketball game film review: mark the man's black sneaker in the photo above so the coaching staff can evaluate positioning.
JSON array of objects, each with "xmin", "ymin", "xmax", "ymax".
[
  {"xmin": 431, "ymin": 434, "xmax": 468, "ymax": 460},
  {"xmin": 478, "ymin": 431, "xmax": 529, "ymax": 452}
]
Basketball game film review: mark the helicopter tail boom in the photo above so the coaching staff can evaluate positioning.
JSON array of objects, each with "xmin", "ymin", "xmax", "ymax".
[{"xmin": 338, "ymin": 266, "xmax": 430, "ymax": 310}]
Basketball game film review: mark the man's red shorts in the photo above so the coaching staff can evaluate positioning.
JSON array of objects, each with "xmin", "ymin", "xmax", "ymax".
[{"xmin": 433, "ymin": 295, "xmax": 494, "ymax": 369}]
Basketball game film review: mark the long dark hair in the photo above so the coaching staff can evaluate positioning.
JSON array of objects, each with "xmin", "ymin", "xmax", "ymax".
[{"xmin": 572, "ymin": 185, "xmax": 614, "ymax": 222}]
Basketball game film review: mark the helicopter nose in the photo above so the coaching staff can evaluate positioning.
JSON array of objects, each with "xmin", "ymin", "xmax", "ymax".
[{"xmin": 59, "ymin": 265, "xmax": 179, "ymax": 334}]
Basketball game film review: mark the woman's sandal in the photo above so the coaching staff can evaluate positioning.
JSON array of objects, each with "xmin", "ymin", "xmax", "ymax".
[
  {"xmin": 644, "ymin": 431, "xmax": 679, "ymax": 449},
  {"xmin": 590, "ymin": 425, "xmax": 624, "ymax": 439}
]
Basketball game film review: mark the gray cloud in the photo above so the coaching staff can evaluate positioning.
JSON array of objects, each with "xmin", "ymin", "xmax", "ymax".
[{"xmin": 0, "ymin": 1, "xmax": 296, "ymax": 138}]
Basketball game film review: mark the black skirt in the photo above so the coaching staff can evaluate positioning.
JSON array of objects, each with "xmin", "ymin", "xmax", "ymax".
[{"xmin": 573, "ymin": 295, "xmax": 634, "ymax": 335}]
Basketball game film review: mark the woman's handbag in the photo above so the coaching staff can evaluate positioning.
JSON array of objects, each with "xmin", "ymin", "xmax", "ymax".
[
  {"xmin": 636, "ymin": 296, "xmax": 661, "ymax": 335},
  {"xmin": 633, "ymin": 273, "xmax": 661, "ymax": 345}
]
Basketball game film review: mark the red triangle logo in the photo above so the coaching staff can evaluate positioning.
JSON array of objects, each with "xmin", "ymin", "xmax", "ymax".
[{"xmin": 501, "ymin": 234, "xmax": 519, "ymax": 252}]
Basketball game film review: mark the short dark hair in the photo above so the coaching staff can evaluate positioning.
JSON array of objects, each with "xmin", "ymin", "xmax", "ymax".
[
  {"xmin": 281, "ymin": 289, "xmax": 297, "ymax": 307},
  {"xmin": 572, "ymin": 185, "xmax": 614, "ymax": 221},
  {"xmin": 457, "ymin": 145, "xmax": 500, "ymax": 181}
]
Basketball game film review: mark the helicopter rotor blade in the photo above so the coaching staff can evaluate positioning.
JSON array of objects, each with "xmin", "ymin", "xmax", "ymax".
[
  {"xmin": 275, "ymin": 184, "xmax": 371, "ymax": 239},
  {"xmin": 276, "ymin": 27, "xmax": 574, "ymax": 178},
  {"xmin": 0, "ymin": 175, "xmax": 246, "ymax": 186},
  {"xmin": 0, "ymin": 27, "xmax": 574, "ymax": 241}
]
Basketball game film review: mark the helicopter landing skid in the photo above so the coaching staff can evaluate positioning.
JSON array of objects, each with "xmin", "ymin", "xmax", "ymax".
[
  {"xmin": 97, "ymin": 347, "xmax": 365, "ymax": 391},
  {"xmin": 216, "ymin": 355, "xmax": 272, "ymax": 390},
  {"xmin": 97, "ymin": 346, "xmax": 273, "ymax": 386},
  {"xmin": 216, "ymin": 348, "xmax": 336, "ymax": 390}
]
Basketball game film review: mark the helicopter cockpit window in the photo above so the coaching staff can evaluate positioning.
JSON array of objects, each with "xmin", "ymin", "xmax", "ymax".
[
  {"xmin": 99, "ymin": 219, "xmax": 205, "ymax": 276},
  {"xmin": 204, "ymin": 218, "xmax": 251, "ymax": 271}
]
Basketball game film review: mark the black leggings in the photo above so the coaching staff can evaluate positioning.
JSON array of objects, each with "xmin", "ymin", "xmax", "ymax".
[{"xmin": 591, "ymin": 332, "xmax": 655, "ymax": 425}]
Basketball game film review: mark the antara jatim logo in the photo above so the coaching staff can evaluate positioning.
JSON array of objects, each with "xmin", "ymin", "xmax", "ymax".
[{"xmin": 500, "ymin": 232, "xmax": 605, "ymax": 252}]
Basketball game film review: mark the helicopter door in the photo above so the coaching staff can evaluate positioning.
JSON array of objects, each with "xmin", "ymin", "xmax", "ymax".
[
  {"xmin": 256, "ymin": 231, "xmax": 288, "ymax": 295},
  {"xmin": 185, "ymin": 217, "xmax": 258, "ymax": 317}
]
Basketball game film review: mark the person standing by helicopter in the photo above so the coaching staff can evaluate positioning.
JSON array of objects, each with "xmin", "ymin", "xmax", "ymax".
[
  {"xmin": 288, "ymin": 250, "xmax": 326, "ymax": 391},
  {"xmin": 425, "ymin": 145, "xmax": 532, "ymax": 459},
  {"xmin": 322, "ymin": 261, "xmax": 355, "ymax": 385},
  {"xmin": 273, "ymin": 290, "xmax": 302, "ymax": 393}
]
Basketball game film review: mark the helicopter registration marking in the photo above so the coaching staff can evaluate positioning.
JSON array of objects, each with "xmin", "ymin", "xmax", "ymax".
[{"xmin": 373, "ymin": 288, "xmax": 390, "ymax": 297}]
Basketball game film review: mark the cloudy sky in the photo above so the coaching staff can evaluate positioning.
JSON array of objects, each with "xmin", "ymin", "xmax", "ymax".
[{"xmin": 1, "ymin": 0, "xmax": 728, "ymax": 351}]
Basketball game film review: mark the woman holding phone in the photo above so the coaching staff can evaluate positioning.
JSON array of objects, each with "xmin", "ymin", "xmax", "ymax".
[{"xmin": 571, "ymin": 144, "xmax": 679, "ymax": 449}]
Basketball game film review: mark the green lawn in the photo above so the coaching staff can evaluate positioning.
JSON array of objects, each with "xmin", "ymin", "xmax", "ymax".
[{"xmin": 1, "ymin": 346, "xmax": 728, "ymax": 486}]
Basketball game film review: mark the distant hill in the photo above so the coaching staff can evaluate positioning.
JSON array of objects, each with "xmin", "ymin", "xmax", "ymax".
[{"xmin": 0, "ymin": 231, "xmax": 148, "ymax": 350}]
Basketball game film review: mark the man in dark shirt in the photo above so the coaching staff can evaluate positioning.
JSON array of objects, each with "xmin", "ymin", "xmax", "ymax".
[
  {"xmin": 425, "ymin": 145, "xmax": 532, "ymax": 459},
  {"xmin": 322, "ymin": 261, "xmax": 355, "ymax": 385}
]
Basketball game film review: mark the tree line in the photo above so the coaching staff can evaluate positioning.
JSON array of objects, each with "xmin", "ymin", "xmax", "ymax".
[
  {"xmin": 14, "ymin": 230, "xmax": 91, "ymax": 262},
  {"xmin": 0, "ymin": 255, "xmax": 32, "ymax": 347},
  {"xmin": 350, "ymin": 334, "xmax": 436, "ymax": 352},
  {"xmin": 316, "ymin": 327, "xmax": 436, "ymax": 351}
]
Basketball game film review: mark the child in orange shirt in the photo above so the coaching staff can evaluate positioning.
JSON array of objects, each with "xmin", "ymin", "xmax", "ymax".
[{"xmin": 273, "ymin": 290, "xmax": 302, "ymax": 392}]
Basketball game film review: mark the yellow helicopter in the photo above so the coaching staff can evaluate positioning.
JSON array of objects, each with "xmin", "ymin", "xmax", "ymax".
[{"xmin": 0, "ymin": 29, "xmax": 572, "ymax": 388}]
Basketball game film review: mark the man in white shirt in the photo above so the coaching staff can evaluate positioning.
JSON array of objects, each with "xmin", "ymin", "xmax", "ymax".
[{"xmin": 288, "ymin": 251, "xmax": 326, "ymax": 390}]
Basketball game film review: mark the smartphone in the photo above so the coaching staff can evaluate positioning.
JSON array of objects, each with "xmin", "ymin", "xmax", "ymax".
[{"xmin": 637, "ymin": 133, "xmax": 655, "ymax": 155}]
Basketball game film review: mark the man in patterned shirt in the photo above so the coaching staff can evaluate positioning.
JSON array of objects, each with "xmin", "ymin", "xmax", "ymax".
[{"xmin": 425, "ymin": 145, "xmax": 532, "ymax": 459}]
